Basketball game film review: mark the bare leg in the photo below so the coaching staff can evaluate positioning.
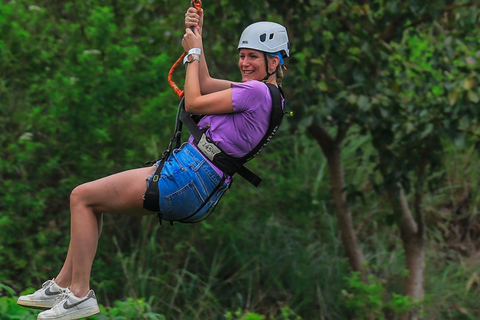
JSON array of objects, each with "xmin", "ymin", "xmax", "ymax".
[
  {"xmin": 55, "ymin": 213, "xmax": 102, "ymax": 288},
  {"xmin": 54, "ymin": 166, "xmax": 157, "ymax": 297}
]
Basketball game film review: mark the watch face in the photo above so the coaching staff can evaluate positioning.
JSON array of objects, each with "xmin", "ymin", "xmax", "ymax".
[{"xmin": 187, "ymin": 54, "xmax": 199, "ymax": 63}]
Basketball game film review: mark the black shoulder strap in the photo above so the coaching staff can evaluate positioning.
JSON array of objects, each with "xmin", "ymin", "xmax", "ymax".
[{"xmin": 242, "ymin": 83, "xmax": 284, "ymax": 162}]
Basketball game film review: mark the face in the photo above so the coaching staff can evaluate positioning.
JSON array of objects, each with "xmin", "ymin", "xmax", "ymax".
[{"xmin": 238, "ymin": 49, "xmax": 268, "ymax": 82}]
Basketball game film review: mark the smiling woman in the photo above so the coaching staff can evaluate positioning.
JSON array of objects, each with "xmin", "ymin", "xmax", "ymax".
[
  {"xmin": 237, "ymin": 21, "xmax": 289, "ymax": 82},
  {"xmin": 178, "ymin": 15, "xmax": 290, "ymax": 186},
  {"xmin": 239, "ymin": 49, "xmax": 267, "ymax": 82},
  {"xmin": 16, "ymin": 5, "xmax": 290, "ymax": 320}
]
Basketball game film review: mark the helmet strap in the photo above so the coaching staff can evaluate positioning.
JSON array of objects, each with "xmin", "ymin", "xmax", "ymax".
[{"xmin": 263, "ymin": 52, "xmax": 277, "ymax": 81}]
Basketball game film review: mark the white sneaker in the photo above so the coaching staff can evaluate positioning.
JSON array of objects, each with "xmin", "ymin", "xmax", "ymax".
[
  {"xmin": 17, "ymin": 279, "xmax": 66, "ymax": 309},
  {"xmin": 37, "ymin": 288, "xmax": 100, "ymax": 320}
]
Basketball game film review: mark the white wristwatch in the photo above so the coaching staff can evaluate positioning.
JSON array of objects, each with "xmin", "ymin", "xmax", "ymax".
[
  {"xmin": 184, "ymin": 54, "xmax": 200, "ymax": 64},
  {"xmin": 183, "ymin": 48, "xmax": 202, "ymax": 65}
]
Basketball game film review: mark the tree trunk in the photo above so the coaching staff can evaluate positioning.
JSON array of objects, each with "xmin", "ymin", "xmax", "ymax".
[
  {"xmin": 308, "ymin": 124, "xmax": 366, "ymax": 274},
  {"xmin": 396, "ymin": 187, "xmax": 425, "ymax": 320},
  {"xmin": 327, "ymin": 143, "xmax": 367, "ymax": 273}
]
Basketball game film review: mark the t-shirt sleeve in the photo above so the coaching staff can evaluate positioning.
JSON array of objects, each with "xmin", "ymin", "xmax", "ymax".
[{"xmin": 231, "ymin": 81, "xmax": 268, "ymax": 113}]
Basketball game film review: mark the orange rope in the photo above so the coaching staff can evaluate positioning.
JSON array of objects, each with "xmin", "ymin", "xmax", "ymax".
[
  {"xmin": 192, "ymin": 0, "xmax": 202, "ymax": 11},
  {"xmin": 168, "ymin": 0, "xmax": 202, "ymax": 100},
  {"xmin": 167, "ymin": 52, "xmax": 187, "ymax": 99}
]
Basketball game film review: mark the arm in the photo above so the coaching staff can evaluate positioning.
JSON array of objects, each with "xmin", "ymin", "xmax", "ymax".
[
  {"xmin": 185, "ymin": 7, "xmax": 233, "ymax": 94},
  {"xmin": 182, "ymin": 27, "xmax": 234, "ymax": 115}
]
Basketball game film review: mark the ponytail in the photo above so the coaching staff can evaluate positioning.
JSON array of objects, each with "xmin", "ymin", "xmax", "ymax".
[{"xmin": 276, "ymin": 65, "xmax": 284, "ymax": 87}]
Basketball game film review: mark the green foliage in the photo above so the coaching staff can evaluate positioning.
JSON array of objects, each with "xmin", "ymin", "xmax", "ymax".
[
  {"xmin": 225, "ymin": 309, "xmax": 265, "ymax": 320},
  {"xmin": 342, "ymin": 272, "xmax": 423, "ymax": 320},
  {"xmin": 0, "ymin": 284, "xmax": 38, "ymax": 320},
  {"xmin": 2, "ymin": 0, "xmax": 480, "ymax": 320},
  {"xmin": 93, "ymin": 298, "xmax": 166, "ymax": 320},
  {"xmin": 1, "ymin": 0, "xmax": 176, "ymax": 289},
  {"xmin": 284, "ymin": 0, "xmax": 480, "ymax": 195},
  {"xmin": 225, "ymin": 306, "xmax": 303, "ymax": 320}
]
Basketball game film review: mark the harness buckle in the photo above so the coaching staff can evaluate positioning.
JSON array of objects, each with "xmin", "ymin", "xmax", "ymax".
[{"xmin": 197, "ymin": 134, "xmax": 221, "ymax": 161}]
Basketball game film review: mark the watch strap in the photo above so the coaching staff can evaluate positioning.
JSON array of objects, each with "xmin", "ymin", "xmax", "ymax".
[
  {"xmin": 184, "ymin": 52, "xmax": 201, "ymax": 65},
  {"xmin": 188, "ymin": 48, "xmax": 202, "ymax": 55},
  {"xmin": 183, "ymin": 53, "xmax": 201, "ymax": 65}
]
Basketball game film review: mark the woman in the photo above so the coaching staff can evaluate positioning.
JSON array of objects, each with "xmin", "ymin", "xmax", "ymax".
[{"xmin": 17, "ymin": 7, "xmax": 289, "ymax": 320}]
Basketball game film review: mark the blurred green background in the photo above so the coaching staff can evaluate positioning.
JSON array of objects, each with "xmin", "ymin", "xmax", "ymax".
[{"xmin": 1, "ymin": 1, "xmax": 480, "ymax": 319}]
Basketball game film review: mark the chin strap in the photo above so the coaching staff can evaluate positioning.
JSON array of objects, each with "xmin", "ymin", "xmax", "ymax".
[{"xmin": 262, "ymin": 52, "xmax": 278, "ymax": 81}]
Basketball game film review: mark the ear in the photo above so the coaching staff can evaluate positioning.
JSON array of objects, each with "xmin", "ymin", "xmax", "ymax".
[{"xmin": 268, "ymin": 55, "xmax": 280, "ymax": 72}]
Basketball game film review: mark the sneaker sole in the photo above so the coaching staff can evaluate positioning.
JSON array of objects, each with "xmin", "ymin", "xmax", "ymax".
[
  {"xmin": 17, "ymin": 299, "xmax": 54, "ymax": 310},
  {"xmin": 37, "ymin": 305, "xmax": 100, "ymax": 320}
]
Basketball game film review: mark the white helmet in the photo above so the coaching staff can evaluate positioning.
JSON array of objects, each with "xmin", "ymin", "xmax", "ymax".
[{"xmin": 237, "ymin": 21, "xmax": 290, "ymax": 58}]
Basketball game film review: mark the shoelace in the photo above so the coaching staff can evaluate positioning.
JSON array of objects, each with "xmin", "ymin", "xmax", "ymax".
[
  {"xmin": 52, "ymin": 291, "xmax": 69, "ymax": 308},
  {"xmin": 35, "ymin": 279, "xmax": 54, "ymax": 293}
]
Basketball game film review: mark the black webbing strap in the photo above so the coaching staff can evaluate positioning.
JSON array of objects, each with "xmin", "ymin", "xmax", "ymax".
[
  {"xmin": 143, "ymin": 153, "xmax": 169, "ymax": 212},
  {"xmin": 143, "ymin": 97, "xmax": 187, "ymax": 213},
  {"xmin": 243, "ymin": 84, "xmax": 284, "ymax": 162}
]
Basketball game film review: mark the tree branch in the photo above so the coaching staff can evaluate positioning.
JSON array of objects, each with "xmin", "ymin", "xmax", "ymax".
[
  {"xmin": 398, "ymin": 184, "xmax": 418, "ymax": 236},
  {"xmin": 308, "ymin": 122, "xmax": 335, "ymax": 156}
]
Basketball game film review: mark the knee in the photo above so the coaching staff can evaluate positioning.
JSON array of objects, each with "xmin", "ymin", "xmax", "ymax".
[{"xmin": 70, "ymin": 183, "xmax": 91, "ymax": 208}]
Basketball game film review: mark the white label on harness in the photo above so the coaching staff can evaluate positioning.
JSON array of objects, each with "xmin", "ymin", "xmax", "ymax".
[{"xmin": 197, "ymin": 134, "xmax": 221, "ymax": 161}]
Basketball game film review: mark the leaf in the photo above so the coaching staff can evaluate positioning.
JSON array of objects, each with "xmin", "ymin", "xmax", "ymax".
[
  {"xmin": 431, "ymin": 85, "xmax": 443, "ymax": 97},
  {"xmin": 420, "ymin": 123, "xmax": 433, "ymax": 138},
  {"xmin": 463, "ymin": 77, "xmax": 474, "ymax": 90},
  {"xmin": 357, "ymin": 95, "xmax": 371, "ymax": 111},
  {"xmin": 0, "ymin": 283, "xmax": 15, "ymax": 296},
  {"xmin": 466, "ymin": 272, "xmax": 479, "ymax": 291},
  {"xmin": 468, "ymin": 90, "xmax": 479, "ymax": 103},
  {"xmin": 317, "ymin": 81, "xmax": 328, "ymax": 91},
  {"xmin": 380, "ymin": 107, "xmax": 389, "ymax": 118},
  {"xmin": 448, "ymin": 90, "xmax": 459, "ymax": 105},
  {"xmin": 18, "ymin": 132, "xmax": 33, "ymax": 141},
  {"xmin": 299, "ymin": 115, "xmax": 313, "ymax": 127}
]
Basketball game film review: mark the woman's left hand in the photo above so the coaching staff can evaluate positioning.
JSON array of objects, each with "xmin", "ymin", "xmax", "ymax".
[
  {"xmin": 182, "ymin": 27, "xmax": 202, "ymax": 53},
  {"xmin": 185, "ymin": 7, "xmax": 203, "ymax": 33}
]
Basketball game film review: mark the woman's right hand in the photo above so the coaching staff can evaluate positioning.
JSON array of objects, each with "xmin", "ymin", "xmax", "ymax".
[{"xmin": 185, "ymin": 7, "xmax": 203, "ymax": 35}]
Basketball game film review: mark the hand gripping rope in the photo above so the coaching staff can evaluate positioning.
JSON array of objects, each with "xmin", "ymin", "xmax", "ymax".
[
  {"xmin": 167, "ymin": 0, "xmax": 202, "ymax": 99},
  {"xmin": 163, "ymin": 0, "xmax": 202, "ymax": 153}
]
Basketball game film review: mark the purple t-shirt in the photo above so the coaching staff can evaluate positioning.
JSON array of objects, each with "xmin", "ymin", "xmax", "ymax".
[{"xmin": 188, "ymin": 80, "xmax": 279, "ymax": 176}]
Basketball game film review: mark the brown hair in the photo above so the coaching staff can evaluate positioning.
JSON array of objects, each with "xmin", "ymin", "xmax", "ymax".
[
  {"xmin": 276, "ymin": 65, "xmax": 284, "ymax": 87},
  {"xmin": 267, "ymin": 55, "xmax": 285, "ymax": 86}
]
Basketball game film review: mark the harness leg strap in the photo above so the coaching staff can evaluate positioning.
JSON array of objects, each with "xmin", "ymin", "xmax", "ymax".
[{"xmin": 143, "ymin": 157, "xmax": 167, "ymax": 212}]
